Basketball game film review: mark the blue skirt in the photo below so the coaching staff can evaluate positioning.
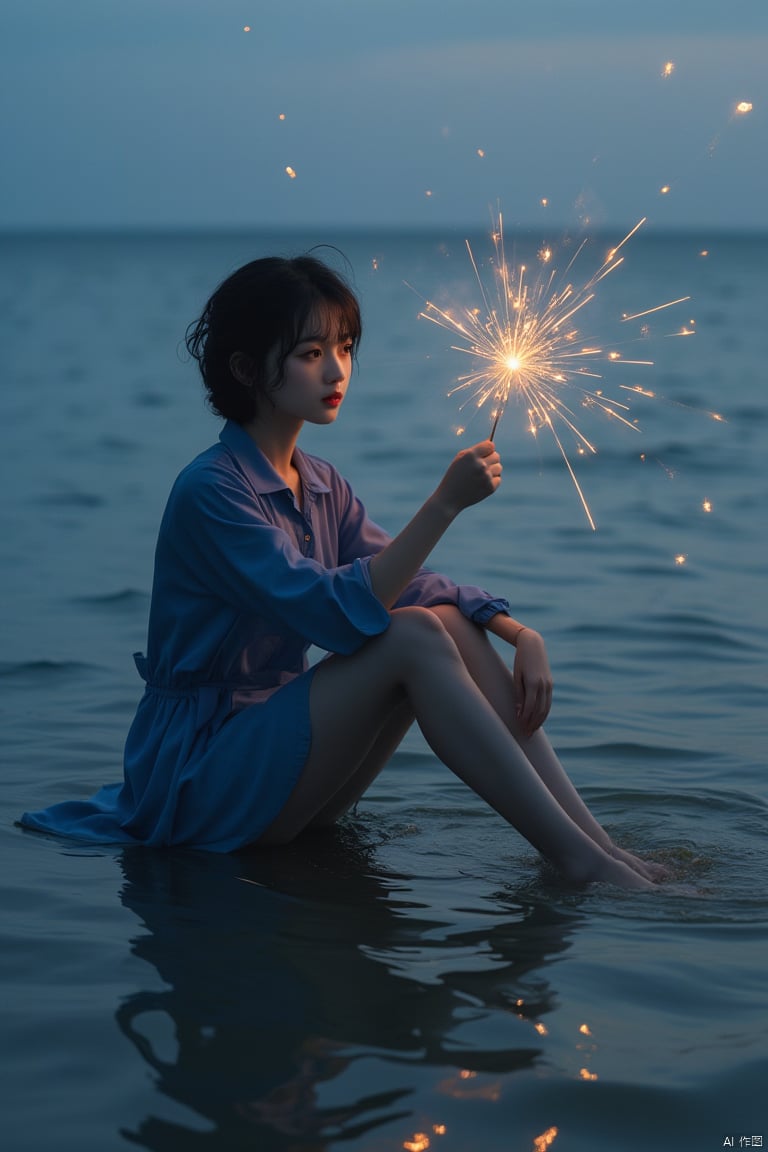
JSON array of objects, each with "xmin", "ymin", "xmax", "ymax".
[{"xmin": 19, "ymin": 667, "xmax": 318, "ymax": 853}]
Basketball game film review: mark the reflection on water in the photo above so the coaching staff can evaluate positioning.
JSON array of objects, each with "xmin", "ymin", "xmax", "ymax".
[{"xmin": 116, "ymin": 828, "xmax": 580, "ymax": 1150}]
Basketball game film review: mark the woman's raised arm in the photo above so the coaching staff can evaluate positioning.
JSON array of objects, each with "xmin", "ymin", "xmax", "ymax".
[{"xmin": 368, "ymin": 441, "xmax": 501, "ymax": 609}]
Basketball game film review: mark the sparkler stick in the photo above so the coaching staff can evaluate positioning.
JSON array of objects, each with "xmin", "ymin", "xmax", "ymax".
[{"xmin": 416, "ymin": 211, "xmax": 692, "ymax": 529}]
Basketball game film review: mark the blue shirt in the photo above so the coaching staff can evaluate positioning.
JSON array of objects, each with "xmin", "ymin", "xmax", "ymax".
[{"xmin": 142, "ymin": 420, "xmax": 509, "ymax": 694}]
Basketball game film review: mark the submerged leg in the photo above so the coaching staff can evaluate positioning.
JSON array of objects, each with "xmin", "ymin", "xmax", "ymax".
[{"xmin": 259, "ymin": 608, "xmax": 653, "ymax": 890}]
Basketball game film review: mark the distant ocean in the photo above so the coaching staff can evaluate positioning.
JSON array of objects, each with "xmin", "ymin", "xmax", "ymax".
[{"xmin": 1, "ymin": 228, "xmax": 766, "ymax": 1152}]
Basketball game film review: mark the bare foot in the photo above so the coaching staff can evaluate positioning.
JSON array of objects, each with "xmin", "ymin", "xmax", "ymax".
[
  {"xmin": 609, "ymin": 845, "xmax": 670, "ymax": 883},
  {"xmin": 560, "ymin": 847, "xmax": 657, "ymax": 891}
]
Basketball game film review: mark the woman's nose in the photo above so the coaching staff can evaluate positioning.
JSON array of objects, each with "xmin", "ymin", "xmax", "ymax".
[{"xmin": 324, "ymin": 352, "xmax": 346, "ymax": 381}]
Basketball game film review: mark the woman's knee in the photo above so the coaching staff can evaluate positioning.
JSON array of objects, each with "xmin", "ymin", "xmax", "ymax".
[
  {"xmin": 386, "ymin": 606, "xmax": 462, "ymax": 666},
  {"xmin": 389, "ymin": 605, "xmax": 451, "ymax": 643}
]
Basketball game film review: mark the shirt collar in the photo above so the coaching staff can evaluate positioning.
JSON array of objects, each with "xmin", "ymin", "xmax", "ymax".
[{"xmin": 219, "ymin": 420, "xmax": 331, "ymax": 496}]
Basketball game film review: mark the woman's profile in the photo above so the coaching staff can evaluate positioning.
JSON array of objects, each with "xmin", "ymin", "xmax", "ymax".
[{"xmin": 20, "ymin": 254, "xmax": 664, "ymax": 888}]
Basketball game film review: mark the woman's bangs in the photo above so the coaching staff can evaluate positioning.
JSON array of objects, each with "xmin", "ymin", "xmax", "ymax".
[{"xmin": 303, "ymin": 293, "xmax": 361, "ymax": 349}]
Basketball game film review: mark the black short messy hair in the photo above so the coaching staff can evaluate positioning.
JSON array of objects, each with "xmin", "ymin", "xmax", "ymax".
[{"xmin": 184, "ymin": 254, "xmax": 362, "ymax": 423}]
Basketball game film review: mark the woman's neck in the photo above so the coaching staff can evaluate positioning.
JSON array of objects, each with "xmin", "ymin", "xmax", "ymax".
[{"xmin": 242, "ymin": 418, "xmax": 302, "ymax": 488}]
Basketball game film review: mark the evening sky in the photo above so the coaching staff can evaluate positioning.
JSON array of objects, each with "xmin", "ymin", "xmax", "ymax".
[{"xmin": 1, "ymin": 0, "xmax": 766, "ymax": 231}]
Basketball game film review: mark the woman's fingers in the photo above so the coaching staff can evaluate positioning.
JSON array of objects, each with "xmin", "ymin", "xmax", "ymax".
[{"xmin": 441, "ymin": 441, "xmax": 503, "ymax": 511}]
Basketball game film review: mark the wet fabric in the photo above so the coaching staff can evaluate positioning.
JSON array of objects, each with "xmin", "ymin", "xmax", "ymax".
[{"xmin": 20, "ymin": 421, "xmax": 509, "ymax": 851}]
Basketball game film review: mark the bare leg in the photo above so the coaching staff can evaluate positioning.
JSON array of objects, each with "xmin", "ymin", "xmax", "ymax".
[
  {"xmin": 259, "ymin": 608, "xmax": 653, "ymax": 889},
  {"xmin": 427, "ymin": 604, "xmax": 666, "ymax": 881},
  {"xmin": 306, "ymin": 698, "xmax": 414, "ymax": 828}
]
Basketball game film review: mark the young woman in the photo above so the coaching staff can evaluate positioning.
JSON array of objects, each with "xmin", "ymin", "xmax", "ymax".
[{"xmin": 21, "ymin": 255, "xmax": 663, "ymax": 888}]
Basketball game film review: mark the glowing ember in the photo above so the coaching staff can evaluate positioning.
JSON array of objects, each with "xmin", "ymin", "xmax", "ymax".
[
  {"xmin": 533, "ymin": 1128, "xmax": 559, "ymax": 1152},
  {"xmin": 736, "ymin": 101, "xmax": 753, "ymax": 114},
  {"xmin": 662, "ymin": 61, "xmax": 675, "ymax": 77},
  {"xmin": 416, "ymin": 211, "xmax": 691, "ymax": 529},
  {"xmin": 243, "ymin": 25, "xmax": 251, "ymax": 32},
  {"xmin": 660, "ymin": 185, "xmax": 671, "ymax": 195},
  {"xmin": 580, "ymin": 1068, "xmax": 599, "ymax": 1081},
  {"xmin": 675, "ymin": 553, "xmax": 687, "ymax": 566},
  {"xmin": 579, "ymin": 1024, "xmax": 593, "ymax": 1036},
  {"xmin": 702, "ymin": 499, "xmax": 712, "ymax": 512},
  {"xmin": 403, "ymin": 1135, "xmax": 430, "ymax": 1152},
  {"xmin": 284, "ymin": 166, "xmax": 297, "ymax": 179}
]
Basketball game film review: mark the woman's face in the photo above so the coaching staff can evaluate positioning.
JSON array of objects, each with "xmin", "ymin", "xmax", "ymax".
[{"xmin": 266, "ymin": 312, "xmax": 354, "ymax": 426}]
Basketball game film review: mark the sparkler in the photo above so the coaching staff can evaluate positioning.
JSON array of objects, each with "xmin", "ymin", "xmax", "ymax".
[{"xmin": 417, "ymin": 212, "xmax": 693, "ymax": 529}]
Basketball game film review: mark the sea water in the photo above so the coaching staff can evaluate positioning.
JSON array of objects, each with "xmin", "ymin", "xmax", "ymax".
[{"xmin": 1, "ymin": 228, "xmax": 766, "ymax": 1152}]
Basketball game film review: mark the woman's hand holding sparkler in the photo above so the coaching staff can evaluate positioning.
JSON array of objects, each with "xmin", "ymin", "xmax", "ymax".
[{"xmin": 433, "ymin": 440, "xmax": 502, "ymax": 517}]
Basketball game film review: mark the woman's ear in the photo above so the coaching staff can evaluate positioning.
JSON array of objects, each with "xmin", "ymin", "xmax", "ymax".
[{"xmin": 229, "ymin": 352, "xmax": 256, "ymax": 388}]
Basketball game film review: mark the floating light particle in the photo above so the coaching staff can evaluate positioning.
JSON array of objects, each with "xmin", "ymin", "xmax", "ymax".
[
  {"xmin": 455, "ymin": 426, "xmax": 465, "ymax": 436},
  {"xmin": 538, "ymin": 246, "xmax": 552, "ymax": 264},
  {"xmin": 459, "ymin": 1070, "xmax": 477, "ymax": 1080},
  {"xmin": 660, "ymin": 185, "xmax": 671, "ymax": 195},
  {"xmin": 579, "ymin": 1024, "xmax": 593, "ymax": 1036},
  {"xmin": 699, "ymin": 249, "xmax": 709, "ymax": 257},
  {"xmin": 662, "ymin": 60, "xmax": 675, "ymax": 77},
  {"xmin": 403, "ymin": 1135, "xmax": 430, "ymax": 1152},
  {"xmin": 278, "ymin": 112, "xmax": 286, "ymax": 121},
  {"xmin": 533, "ymin": 1128, "xmax": 559, "ymax": 1152},
  {"xmin": 432, "ymin": 1125, "xmax": 447, "ymax": 1136},
  {"xmin": 371, "ymin": 257, "xmax": 379, "ymax": 271},
  {"xmin": 608, "ymin": 351, "xmax": 621, "ymax": 361},
  {"xmin": 579, "ymin": 1068, "xmax": 599, "ymax": 1081},
  {"xmin": 675, "ymin": 553, "xmax": 687, "ymax": 566},
  {"xmin": 243, "ymin": 25, "xmax": 251, "ymax": 32},
  {"xmin": 285, "ymin": 166, "xmax": 297, "ymax": 179},
  {"xmin": 534, "ymin": 1022, "xmax": 548, "ymax": 1036},
  {"xmin": 736, "ymin": 101, "xmax": 753, "ymax": 114},
  {"xmin": 477, "ymin": 148, "xmax": 486, "ymax": 158},
  {"xmin": 540, "ymin": 197, "xmax": 549, "ymax": 207},
  {"xmin": 425, "ymin": 189, "xmax": 433, "ymax": 198},
  {"xmin": 702, "ymin": 499, "xmax": 712, "ymax": 512}
]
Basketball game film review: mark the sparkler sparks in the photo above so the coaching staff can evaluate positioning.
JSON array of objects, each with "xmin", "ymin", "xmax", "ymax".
[{"xmin": 417, "ymin": 212, "xmax": 691, "ymax": 529}]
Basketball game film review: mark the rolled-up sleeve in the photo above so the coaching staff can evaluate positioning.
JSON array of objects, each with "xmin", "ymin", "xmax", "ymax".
[
  {"xmin": 167, "ymin": 467, "xmax": 390, "ymax": 655},
  {"xmin": 337, "ymin": 480, "xmax": 510, "ymax": 626}
]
